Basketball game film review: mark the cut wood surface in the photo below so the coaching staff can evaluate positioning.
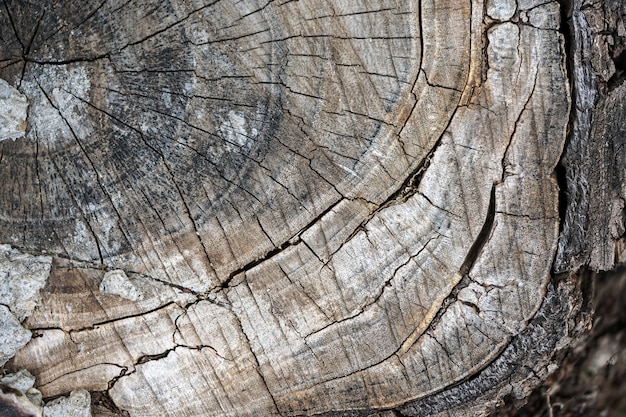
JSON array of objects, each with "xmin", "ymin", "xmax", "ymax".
[{"xmin": 0, "ymin": 1, "xmax": 577, "ymax": 416}]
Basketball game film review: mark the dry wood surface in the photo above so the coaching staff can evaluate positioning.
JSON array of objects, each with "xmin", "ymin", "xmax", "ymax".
[{"xmin": 0, "ymin": 1, "xmax": 583, "ymax": 416}]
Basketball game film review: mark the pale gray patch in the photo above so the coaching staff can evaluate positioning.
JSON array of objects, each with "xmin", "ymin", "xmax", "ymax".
[
  {"xmin": 20, "ymin": 65, "xmax": 92, "ymax": 146},
  {"xmin": 528, "ymin": 2, "xmax": 560, "ymax": 30},
  {"xmin": 0, "ymin": 244, "xmax": 53, "ymax": 322},
  {"xmin": 1, "ymin": 369, "xmax": 44, "ymax": 408},
  {"xmin": 43, "ymin": 389, "xmax": 92, "ymax": 417},
  {"xmin": 100, "ymin": 269, "xmax": 143, "ymax": 301},
  {"xmin": 0, "ymin": 78, "xmax": 28, "ymax": 141},
  {"xmin": 0, "ymin": 369, "xmax": 36, "ymax": 393},
  {"xmin": 26, "ymin": 388, "xmax": 44, "ymax": 408},
  {"xmin": 0, "ymin": 305, "xmax": 31, "ymax": 366},
  {"xmin": 486, "ymin": 0, "xmax": 517, "ymax": 20}
]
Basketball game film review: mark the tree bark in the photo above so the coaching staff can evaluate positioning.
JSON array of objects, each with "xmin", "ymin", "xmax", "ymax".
[{"xmin": 0, "ymin": 0, "xmax": 621, "ymax": 416}]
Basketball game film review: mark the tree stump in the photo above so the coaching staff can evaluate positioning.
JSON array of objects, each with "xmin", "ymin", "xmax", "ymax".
[{"xmin": 0, "ymin": 0, "xmax": 599, "ymax": 416}]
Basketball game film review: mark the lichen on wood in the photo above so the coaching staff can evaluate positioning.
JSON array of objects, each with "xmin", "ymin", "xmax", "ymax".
[
  {"xmin": 0, "ymin": 245, "xmax": 52, "ymax": 366},
  {"xmin": 0, "ymin": 78, "xmax": 28, "ymax": 141}
]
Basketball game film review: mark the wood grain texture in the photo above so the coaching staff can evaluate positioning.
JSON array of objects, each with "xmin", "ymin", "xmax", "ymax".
[{"xmin": 0, "ymin": 0, "xmax": 573, "ymax": 416}]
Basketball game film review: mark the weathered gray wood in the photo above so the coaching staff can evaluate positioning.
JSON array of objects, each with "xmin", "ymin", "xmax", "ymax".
[{"xmin": 0, "ymin": 0, "xmax": 604, "ymax": 416}]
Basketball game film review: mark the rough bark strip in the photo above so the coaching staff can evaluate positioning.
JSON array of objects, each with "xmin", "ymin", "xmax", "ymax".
[{"xmin": 555, "ymin": 0, "xmax": 626, "ymax": 272}]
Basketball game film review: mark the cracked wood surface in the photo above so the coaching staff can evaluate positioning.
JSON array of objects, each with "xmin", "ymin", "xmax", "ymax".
[{"xmin": 0, "ymin": 0, "xmax": 571, "ymax": 416}]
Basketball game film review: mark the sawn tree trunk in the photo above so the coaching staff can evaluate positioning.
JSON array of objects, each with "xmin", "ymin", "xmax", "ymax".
[{"xmin": 0, "ymin": 0, "xmax": 624, "ymax": 416}]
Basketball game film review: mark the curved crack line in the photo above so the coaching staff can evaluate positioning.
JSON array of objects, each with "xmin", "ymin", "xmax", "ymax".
[
  {"xmin": 39, "ymin": 362, "xmax": 129, "ymax": 396},
  {"xmin": 307, "ymin": 183, "xmax": 497, "ymax": 388},
  {"xmin": 302, "ymin": 235, "xmax": 439, "ymax": 341}
]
